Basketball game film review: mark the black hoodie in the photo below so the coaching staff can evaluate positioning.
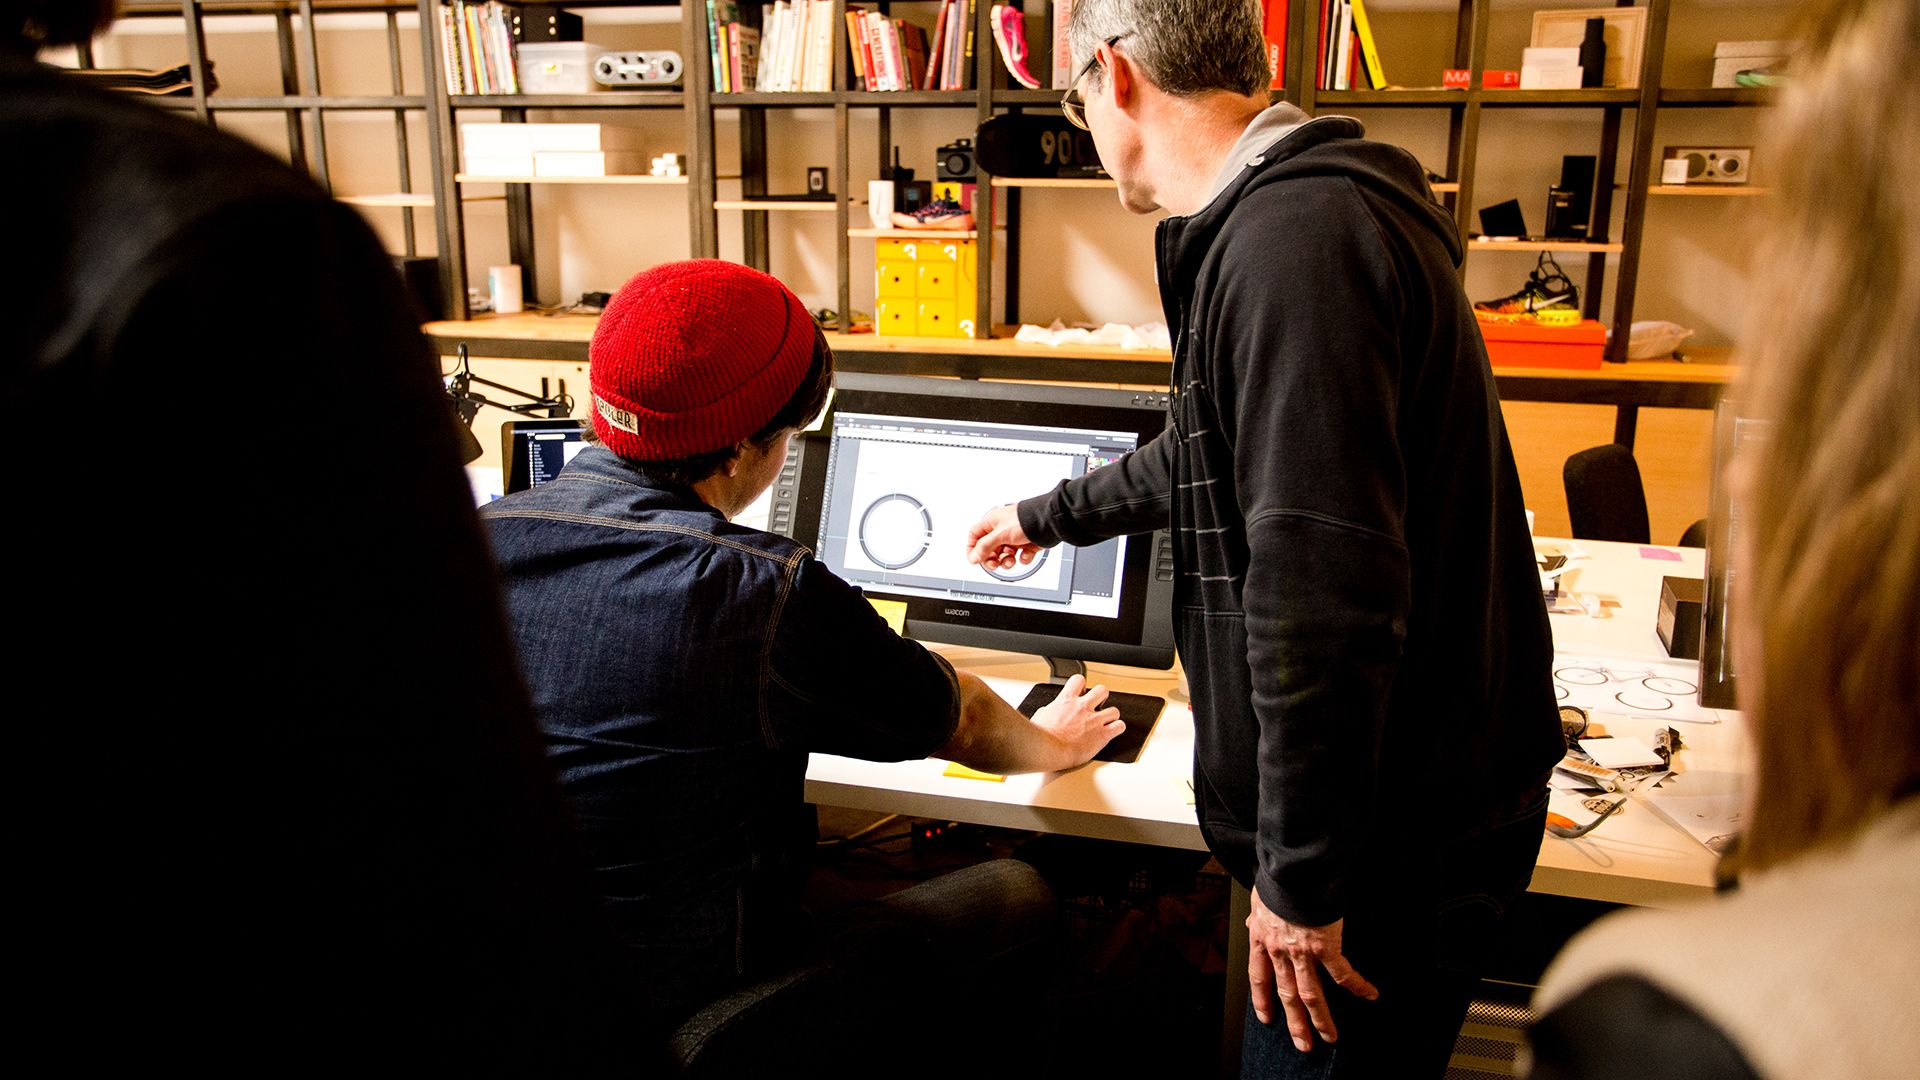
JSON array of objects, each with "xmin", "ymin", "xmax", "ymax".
[{"xmin": 1019, "ymin": 114, "xmax": 1562, "ymax": 925}]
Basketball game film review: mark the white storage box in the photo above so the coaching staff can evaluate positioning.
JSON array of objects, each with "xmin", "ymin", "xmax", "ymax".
[
  {"xmin": 462, "ymin": 152, "xmax": 535, "ymax": 177},
  {"xmin": 1712, "ymin": 39, "xmax": 1789, "ymax": 88},
  {"xmin": 1520, "ymin": 47, "xmax": 1583, "ymax": 90},
  {"xmin": 524, "ymin": 123, "xmax": 643, "ymax": 153},
  {"xmin": 532, "ymin": 151, "xmax": 648, "ymax": 178},
  {"xmin": 517, "ymin": 41, "xmax": 606, "ymax": 95},
  {"xmin": 461, "ymin": 122, "xmax": 533, "ymax": 157}
]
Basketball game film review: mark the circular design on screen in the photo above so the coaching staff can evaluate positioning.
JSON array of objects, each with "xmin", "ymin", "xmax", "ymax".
[
  {"xmin": 1615, "ymin": 689, "xmax": 1675, "ymax": 711},
  {"xmin": 1554, "ymin": 666, "xmax": 1608, "ymax": 686},
  {"xmin": 858, "ymin": 493, "xmax": 933, "ymax": 570},
  {"xmin": 985, "ymin": 547, "xmax": 1049, "ymax": 583},
  {"xmin": 1642, "ymin": 676, "xmax": 1696, "ymax": 696},
  {"xmin": 1554, "ymin": 684, "xmax": 1569, "ymax": 702}
]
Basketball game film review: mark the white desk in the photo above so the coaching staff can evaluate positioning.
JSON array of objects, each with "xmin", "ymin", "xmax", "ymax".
[{"xmin": 806, "ymin": 538, "xmax": 1737, "ymax": 909}]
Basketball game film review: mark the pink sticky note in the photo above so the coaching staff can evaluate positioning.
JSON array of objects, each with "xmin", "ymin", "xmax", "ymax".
[{"xmin": 1639, "ymin": 546, "xmax": 1683, "ymax": 562}]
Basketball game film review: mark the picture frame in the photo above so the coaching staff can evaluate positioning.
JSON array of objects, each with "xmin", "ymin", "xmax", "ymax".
[{"xmin": 1530, "ymin": 6, "xmax": 1650, "ymax": 89}]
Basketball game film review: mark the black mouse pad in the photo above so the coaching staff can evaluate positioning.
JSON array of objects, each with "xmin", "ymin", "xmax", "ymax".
[{"xmin": 1015, "ymin": 684, "xmax": 1165, "ymax": 764}]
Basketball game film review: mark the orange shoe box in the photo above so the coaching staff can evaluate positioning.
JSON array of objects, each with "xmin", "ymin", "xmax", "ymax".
[{"xmin": 1477, "ymin": 317, "xmax": 1606, "ymax": 370}]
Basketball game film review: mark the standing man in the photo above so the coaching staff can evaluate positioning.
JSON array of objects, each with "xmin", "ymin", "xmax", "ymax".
[{"xmin": 965, "ymin": 2, "xmax": 1562, "ymax": 1075}]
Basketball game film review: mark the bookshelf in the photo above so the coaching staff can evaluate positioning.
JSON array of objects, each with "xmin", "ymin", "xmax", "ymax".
[{"xmin": 117, "ymin": 1, "xmax": 1777, "ymax": 366}]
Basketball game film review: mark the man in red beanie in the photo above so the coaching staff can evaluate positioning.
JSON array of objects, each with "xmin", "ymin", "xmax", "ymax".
[{"xmin": 483, "ymin": 260, "xmax": 1119, "ymax": 1056}]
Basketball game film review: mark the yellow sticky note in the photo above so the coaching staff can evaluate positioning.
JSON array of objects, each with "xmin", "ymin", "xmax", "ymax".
[
  {"xmin": 943, "ymin": 761, "xmax": 1006, "ymax": 782},
  {"xmin": 867, "ymin": 598, "xmax": 908, "ymax": 635}
]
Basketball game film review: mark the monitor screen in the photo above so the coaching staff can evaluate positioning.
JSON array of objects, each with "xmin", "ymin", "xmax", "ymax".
[
  {"xmin": 502, "ymin": 419, "xmax": 590, "ymax": 494},
  {"xmin": 773, "ymin": 374, "xmax": 1175, "ymax": 669}
]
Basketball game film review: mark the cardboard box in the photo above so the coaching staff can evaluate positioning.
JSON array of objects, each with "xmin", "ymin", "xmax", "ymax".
[
  {"xmin": 1478, "ymin": 317, "xmax": 1606, "ymax": 370},
  {"xmin": 1712, "ymin": 39, "xmax": 1789, "ymax": 88}
]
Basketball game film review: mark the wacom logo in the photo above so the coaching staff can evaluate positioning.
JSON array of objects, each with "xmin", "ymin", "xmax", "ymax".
[{"xmin": 944, "ymin": 608, "xmax": 970, "ymax": 617}]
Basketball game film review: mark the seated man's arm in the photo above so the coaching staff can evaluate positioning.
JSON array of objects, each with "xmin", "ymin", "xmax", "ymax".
[{"xmin": 766, "ymin": 558, "xmax": 1119, "ymax": 772}]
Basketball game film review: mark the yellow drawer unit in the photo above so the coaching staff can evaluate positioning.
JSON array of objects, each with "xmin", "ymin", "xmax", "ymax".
[
  {"xmin": 876, "ymin": 262, "xmax": 916, "ymax": 298},
  {"xmin": 873, "ymin": 238, "xmax": 978, "ymax": 337}
]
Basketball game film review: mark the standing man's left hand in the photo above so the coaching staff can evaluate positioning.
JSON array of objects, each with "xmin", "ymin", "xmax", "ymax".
[{"xmin": 1246, "ymin": 888, "xmax": 1380, "ymax": 1053}]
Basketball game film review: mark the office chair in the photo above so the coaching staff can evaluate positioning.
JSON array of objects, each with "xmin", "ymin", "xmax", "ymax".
[
  {"xmin": 1564, "ymin": 444, "xmax": 1653, "ymax": 544},
  {"xmin": 1563, "ymin": 444, "xmax": 1712, "ymax": 547}
]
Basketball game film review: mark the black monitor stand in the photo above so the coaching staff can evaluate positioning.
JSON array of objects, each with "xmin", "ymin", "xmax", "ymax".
[{"xmin": 1018, "ymin": 657, "xmax": 1166, "ymax": 764}]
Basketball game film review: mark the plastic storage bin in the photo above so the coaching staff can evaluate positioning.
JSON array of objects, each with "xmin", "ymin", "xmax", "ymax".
[{"xmin": 516, "ymin": 42, "xmax": 606, "ymax": 95}]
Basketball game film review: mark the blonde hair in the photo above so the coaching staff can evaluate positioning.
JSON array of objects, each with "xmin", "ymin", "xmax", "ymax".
[{"xmin": 1730, "ymin": 0, "xmax": 1920, "ymax": 875}]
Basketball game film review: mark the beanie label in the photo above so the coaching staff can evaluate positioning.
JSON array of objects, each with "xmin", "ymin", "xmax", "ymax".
[{"xmin": 594, "ymin": 393, "xmax": 640, "ymax": 435}]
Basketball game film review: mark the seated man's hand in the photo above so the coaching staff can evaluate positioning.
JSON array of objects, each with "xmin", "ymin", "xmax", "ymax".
[
  {"xmin": 1030, "ymin": 673, "xmax": 1123, "ymax": 766},
  {"xmin": 965, "ymin": 505, "xmax": 1045, "ymax": 570}
]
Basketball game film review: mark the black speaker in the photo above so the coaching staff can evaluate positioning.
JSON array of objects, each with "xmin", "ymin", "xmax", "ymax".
[
  {"xmin": 936, "ymin": 138, "xmax": 976, "ymax": 181},
  {"xmin": 1554, "ymin": 155, "xmax": 1597, "ymax": 239},
  {"xmin": 509, "ymin": 4, "xmax": 582, "ymax": 42},
  {"xmin": 974, "ymin": 114, "xmax": 1106, "ymax": 178},
  {"xmin": 390, "ymin": 255, "xmax": 446, "ymax": 321}
]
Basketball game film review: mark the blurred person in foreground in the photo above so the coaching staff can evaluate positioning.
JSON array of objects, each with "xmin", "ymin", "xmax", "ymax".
[
  {"xmin": 1526, "ymin": 1, "xmax": 1920, "ymax": 1075},
  {"xmin": 4, "ymin": 2, "xmax": 643, "ymax": 1071}
]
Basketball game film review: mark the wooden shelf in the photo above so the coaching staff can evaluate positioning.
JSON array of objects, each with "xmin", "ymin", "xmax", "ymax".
[
  {"xmin": 994, "ymin": 89, "xmax": 1067, "ymax": 106},
  {"xmin": 455, "ymin": 174, "xmax": 688, "ymax": 185},
  {"xmin": 1476, "ymin": 88, "xmax": 1642, "ymax": 107},
  {"xmin": 451, "ymin": 93, "xmax": 684, "ymax": 109},
  {"xmin": 1430, "ymin": 182, "xmax": 1461, "ymax": 194},
  {"xmin": 158, "ymin": 94, "xmax": 424, "ymax": 110},
  {"xmin": 338, "ymin": 193, "xmax": 435, "ymax": 208},
  {"xmin": 843, "ymin": 91, "xmax": 981, "ymax": 107},
  {"xmin": 711, "ymin": 91, "xmax": 838, "ymax": 106},
  {"xmin": 1659, "ymin": 87, "xmax": 1777, "ymax": 107},
  {"xmin": 1470, "ymin": 239, "xmax": 1625, "ymax": 254},
  {"xmin": 714, "ymin": 199, "xmax": 850, "ymax": 211},
  {"xmin": 848, "ymin": 227, "xmax": 983, "ymax": 239},
  {"xmin": 1313, "ymin": 88, "xmax": 1640, "ymax": 108},
  {"xmin": 989, "ymin": 177, "xmax": 1116, "ymax": 189},
  {"xmin": 1648, "ymin": 185, "xmax": 1771, "ymax": 197}
]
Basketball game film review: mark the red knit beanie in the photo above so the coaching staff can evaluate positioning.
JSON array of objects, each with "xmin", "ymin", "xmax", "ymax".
[{"xmin": 588, "ymin": 260, "xmax": 815, "ymax": 460}]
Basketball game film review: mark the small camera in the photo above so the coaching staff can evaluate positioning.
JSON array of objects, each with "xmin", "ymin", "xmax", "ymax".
[{"xmin": 936, "ymin": 138, "xmax": 976, "ymax": 182}]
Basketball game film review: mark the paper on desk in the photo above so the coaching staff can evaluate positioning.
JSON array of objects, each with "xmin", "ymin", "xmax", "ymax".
[
  {"xmin": 1642, "ymin": 769, "xmax": 1745, "ymax": 854},
  {"xmin": 1547, "ymin": 790, "xmax": 1621, "ymax": 830},
  {"xmin": 942, "ymin": 761, "xmax": 1006, "ymax": 782},
  {"xmin": 1580, "ymin": 736, "xmax": 1666, "ymax": 770},
  {"xmin": 866, "ymin": 598, "xmax": 908, "ymax": 635},
  {"xmin": 1553, "ymin": 653, "xmax": 1723, "ymax": 724}
]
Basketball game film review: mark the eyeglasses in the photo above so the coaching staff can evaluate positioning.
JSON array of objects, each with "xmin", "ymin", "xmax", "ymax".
[{"xmin": 1061, "ymin": 34, "xmax": 1128, "ymax": 131}]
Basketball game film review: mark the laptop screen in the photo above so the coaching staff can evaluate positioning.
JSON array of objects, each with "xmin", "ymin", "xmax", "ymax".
[{"xmin": 501, "ymin": 419, "xmax": 590, "ymax": 494}]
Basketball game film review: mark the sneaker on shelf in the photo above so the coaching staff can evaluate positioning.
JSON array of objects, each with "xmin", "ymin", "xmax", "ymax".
[
  {"xmin": 1474, "ymin": 252, "xmax": 1580, "ymax": 320},
  {"xmin": 991, "ymin": 4, "xmax": 1043, "ymax": 90},
  {"xmin": 891, "ymin": 196, "xmax": 974, "ymax": 231}
]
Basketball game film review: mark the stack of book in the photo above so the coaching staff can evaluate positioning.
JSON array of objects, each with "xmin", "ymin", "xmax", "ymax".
[
  {"xmin": 1316, "ymin": 0, "xmax": 1386, "ymax": 91},
  {"xmin": 847, "ymin": 4, "xmax": 956, "ymax": 91},
  {"xmin": 438, "ymin": 1, "xmax": 521, "ymax": 95},
  {"xmin": 65, "ymin": 63, "xmax": 216, "ymax": 97},
  {"xmin": 706, "ymin": 2, "xmax": 835, "ymax": 93}
]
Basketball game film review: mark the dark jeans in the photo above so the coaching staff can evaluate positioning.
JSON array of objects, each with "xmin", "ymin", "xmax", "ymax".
[
  {"xmin": 668, "ymin": 858, "xmax": 1057, "ymax": 1076},
  {"xmin": 1241, "ymin": 790, "xmax": 1549, "ymax": 1079}
]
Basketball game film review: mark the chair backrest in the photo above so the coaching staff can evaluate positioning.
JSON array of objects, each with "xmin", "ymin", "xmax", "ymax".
[{"xmin": 1564, "ymin": 444, "xmax": 1652, "ymax": 544}]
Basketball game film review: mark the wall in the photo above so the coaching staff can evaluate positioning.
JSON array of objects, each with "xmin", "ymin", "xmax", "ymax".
[{"xmin": 76, "ymin": 0, "xmax": 1777, "ymax": 537}]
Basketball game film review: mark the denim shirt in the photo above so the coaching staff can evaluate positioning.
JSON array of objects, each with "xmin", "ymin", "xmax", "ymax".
[{"xmin": 483, "ymin": 447, "xmax": 959, "ymax": 1013}]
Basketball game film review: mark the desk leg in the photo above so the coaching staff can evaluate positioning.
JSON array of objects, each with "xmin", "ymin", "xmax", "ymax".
[{"xmin": 1222, "ymin": 879, "xmax": 1249, "ymax": 1077}]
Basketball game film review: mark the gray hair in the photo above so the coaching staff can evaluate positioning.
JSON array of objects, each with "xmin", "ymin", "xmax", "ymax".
[{"xmin": 1069, "ymin": 0, "xmax": 1271, "ymax": 97}]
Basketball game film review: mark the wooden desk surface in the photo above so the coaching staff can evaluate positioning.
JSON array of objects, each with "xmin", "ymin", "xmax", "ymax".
[
  {"xmin": 422, "ymin": 314, "xmax": 1738, "ymax": 392},
  {"xmin": 803, "ymin": 538, "xmax": 1733, "ymax": 909}
]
